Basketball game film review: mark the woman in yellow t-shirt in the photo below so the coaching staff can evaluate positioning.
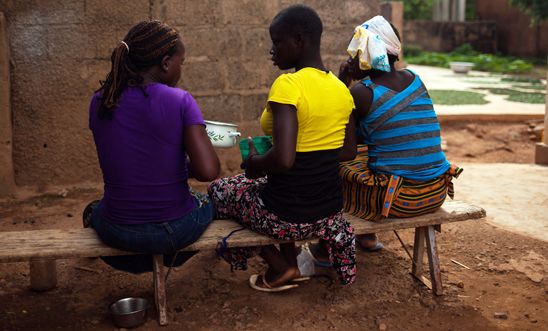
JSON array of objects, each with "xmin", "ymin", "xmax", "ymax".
[{"xmin": 208, "ymin": 5, "xmax": 357, "ymax": 291}]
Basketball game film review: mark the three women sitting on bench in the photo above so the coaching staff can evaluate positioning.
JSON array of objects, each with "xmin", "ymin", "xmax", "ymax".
[{"xmin": 87, "ymin": 6, "xmax": 457, "ymax": 291}]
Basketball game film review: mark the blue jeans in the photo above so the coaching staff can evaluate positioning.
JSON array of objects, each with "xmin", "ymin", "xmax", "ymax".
[{"xmin": 90, "ymin": 197, "xmax": 214, "ymax": 273}]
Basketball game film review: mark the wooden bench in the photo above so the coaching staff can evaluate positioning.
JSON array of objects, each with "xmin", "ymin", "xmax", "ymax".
[{"xmin": 0, "ymin": 200, "xmax": 485, "ymax": 326}]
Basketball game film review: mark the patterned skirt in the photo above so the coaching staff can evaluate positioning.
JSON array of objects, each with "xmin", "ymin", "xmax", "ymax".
[
  {"xmin": 340, "ymin": 146, "xmax": 462, "ymax": 220},
  {"xmin": 207, "ymin": 174, "xmax": 356, "ymax": 285}
]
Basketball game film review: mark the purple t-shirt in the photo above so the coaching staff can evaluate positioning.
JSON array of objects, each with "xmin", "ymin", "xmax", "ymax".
[{"xmin": 89, "ymin": 83, "xmax": 205, "ymax": 225}]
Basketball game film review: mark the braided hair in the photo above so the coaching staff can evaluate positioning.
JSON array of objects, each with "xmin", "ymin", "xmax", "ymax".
[{"xmin": 96, "ymin": 20, "xmax": 180, "ymax": 119}]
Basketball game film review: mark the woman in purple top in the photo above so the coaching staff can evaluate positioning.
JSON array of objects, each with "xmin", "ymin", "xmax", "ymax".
[{"xmin": 84, "ymin": 20, "xmax": 220, "ymax": 273}]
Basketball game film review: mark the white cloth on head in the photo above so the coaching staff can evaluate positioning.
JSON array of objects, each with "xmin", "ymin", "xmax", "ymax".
[{"xmin": 346, "ymin": 15, "xmax": 401, "ymax": 72}]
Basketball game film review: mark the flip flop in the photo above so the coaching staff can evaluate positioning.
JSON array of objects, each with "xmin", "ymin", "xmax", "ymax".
[
  {"xmin": 249, "ymin": 274, "xmax": 299, "ymax": 293},
  {"xmin": 291, "ymin": 276, "xmax": 311, "ymax": 283},
  {"xmin": 358, "ymin": 241, "xmax": 384, "ymax": 252}
]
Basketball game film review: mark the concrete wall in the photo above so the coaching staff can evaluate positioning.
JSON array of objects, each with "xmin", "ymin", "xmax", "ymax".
[
  {"xmin": 0, "ymin": 0, "xmax": 379, "ymax": 189},
  {"xmin": 476, "ymin": 0, "xmax": 548, "ymax": 57},
  {"xmin": 404, "ymin": 20, "xmax": 497, "ymax": 53},
  {"xmin": 0, "ymin": 12, "xmax": 15, "ymax": 195}
]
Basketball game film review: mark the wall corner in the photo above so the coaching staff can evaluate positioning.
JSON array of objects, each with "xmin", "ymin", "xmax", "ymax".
[{"xmin": 0, "ymin": 12, "xmax": 16, "ymax": 196}]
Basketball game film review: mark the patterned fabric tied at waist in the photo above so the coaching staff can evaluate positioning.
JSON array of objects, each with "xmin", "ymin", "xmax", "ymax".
[{"xmin": 339, "ymin": 146, "xmax": 462, "ymax": 219}]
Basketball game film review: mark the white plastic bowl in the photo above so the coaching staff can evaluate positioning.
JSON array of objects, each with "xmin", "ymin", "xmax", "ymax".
[
  {"xmin": 449, "ymin": 61, "xmax": 474, "ymax": 74},
  {"xmin": 204, "ymin": 120, "xmax": 241, "ymax": 148}
]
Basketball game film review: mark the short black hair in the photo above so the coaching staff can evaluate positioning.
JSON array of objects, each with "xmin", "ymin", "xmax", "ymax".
[{"xmin": 272, "ymin": 5, "xmax": 323, "ymax": 46}]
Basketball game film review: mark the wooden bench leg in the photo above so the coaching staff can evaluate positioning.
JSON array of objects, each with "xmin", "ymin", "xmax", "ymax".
[
  {"xmin": 411, "ymin": 227, "xmax": 426, "ymax": 278},
  {"xmin": 29, "ymin": 259, "xmax": 57, "ymax": 291},
  {"xmin": 411, "ymin": 227, "xmax": 434, "ymax": 290},
  {"xmin": 152, "ymin": 254, "xmax": 168, "ymax": 326},
  {"xmin": 425, "ymin": 225, "xmax": 443, "ymax": 295}
]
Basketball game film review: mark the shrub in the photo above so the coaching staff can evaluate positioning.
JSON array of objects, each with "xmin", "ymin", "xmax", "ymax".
[
  {"xmin": 451, "ymin": 44, "xmax": 478, "ymax": 56},
  {"xmin": 404, "ymin": 44, "xmax": 534, "ymax": 74},
  {"xmin": 403, "ymin": 44, "xmax": 423, "ymax": 57}
]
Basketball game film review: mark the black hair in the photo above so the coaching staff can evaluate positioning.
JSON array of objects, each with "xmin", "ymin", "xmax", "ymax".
[
  {"xmin": 96, "ymin": 20, "xmax": 180, "ymax": 119},
  {"xmin": 272, "ymin": 5, "xmax": 323, "ymax": 47},
  {"xmin": 388, "ymin": 22, "xmax": 401, "ymax": 65}
]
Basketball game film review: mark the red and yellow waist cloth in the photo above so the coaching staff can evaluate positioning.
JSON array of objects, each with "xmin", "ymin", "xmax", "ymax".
[{"xmin": 340, "ymin": 146, "xmax": 463, "ymax": 220}]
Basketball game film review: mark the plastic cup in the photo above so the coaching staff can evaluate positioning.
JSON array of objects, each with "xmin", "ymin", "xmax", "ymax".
[{"xmin": 239, "ymin": 136, "xmax": 273, "ymax": 161}]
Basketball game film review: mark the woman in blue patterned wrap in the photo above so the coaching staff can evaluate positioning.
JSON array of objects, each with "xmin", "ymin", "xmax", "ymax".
[{"xmin": 313, "ymin": 16, "xmax": 462, "ymax": 258}]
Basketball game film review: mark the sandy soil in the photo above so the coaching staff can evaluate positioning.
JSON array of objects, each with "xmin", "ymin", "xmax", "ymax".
[
  {"xmin": 0, "ymin": 121, "xmax": 546, "ymax": 331},
  {"xmin": 441, "ymin": 121, "xmax": 541, "ymax": 164}
]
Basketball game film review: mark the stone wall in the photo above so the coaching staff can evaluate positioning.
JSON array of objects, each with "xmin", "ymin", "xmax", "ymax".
[
  {"xmin": 475, "ymin": 0, "xmax": 548, "ymax": 58},
  {"xmin": 0, "ymin": 0, "xmax": 379, "ymax": 190},
  {"xmin": 0, "ymin": 12, "xmax": 15, "ymax": 195},
  {"xmin": 403, "ymin": 20, "xmax": 497, "ymax": 53}
]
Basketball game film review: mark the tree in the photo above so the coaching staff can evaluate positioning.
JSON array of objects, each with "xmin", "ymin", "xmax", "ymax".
[
  {"xmin": 401, "ymin": 0, "xmax": 476, "ymax": 21},
  {"xmin": 508, "ymin": 0, "xmax": 548, "ymax": 24},
  {"xmin": 402, "ymin": 0, "xmax": 435, "ymax": 20}
]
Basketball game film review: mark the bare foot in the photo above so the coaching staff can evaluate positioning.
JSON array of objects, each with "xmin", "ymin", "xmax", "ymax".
[
  {"xmin": 307, "ymin": 242, "xmax": 331, "ymax": 265},
  {"xmin": 262, "ymin": 266, "xmax": 300, "ymax": 288}
]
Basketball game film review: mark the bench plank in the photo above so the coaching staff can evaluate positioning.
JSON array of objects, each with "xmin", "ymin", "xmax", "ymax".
[
  {"xmin": 0, "ymin": 200, "xmax": 485, "ymax": 263},
  {"xmin": 185, "ymin": 200, "xmax": 485, "ymax": 250}
]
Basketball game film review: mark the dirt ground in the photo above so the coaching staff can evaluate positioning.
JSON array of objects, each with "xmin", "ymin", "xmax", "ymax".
[
  {"xmin": 0, "ymin": 121, "xmax": 546, "ymax": 331},
  {"xmin": 441, "ymin": 121, "xmax": 541, "ymax": 164}
]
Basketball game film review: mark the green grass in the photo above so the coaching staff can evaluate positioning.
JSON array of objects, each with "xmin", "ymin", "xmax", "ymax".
[
  {"xmin": 506, "ymin": 92, "xmax": 546, "ymax": 104},
  {"xmin": 472, "ymin": 87, "xmax": 546, "ymax": 104},
  {"xmin": 462, "ymin": 78, "xmax": 502, "ymax": 85},
  {"xmin": 473, "ymin": 87, "xmax": 517, "ymax": 95},
  {"xmin": 429, "ymin": 90, "xmax": 489, "ymax": 105},
  {"xmin": 501, "ymin": 76, "xmax": 543, "ymax": 84},
  {"xmin": 512, "ymin": 84, "xmax": 546, "ymax": 91}
]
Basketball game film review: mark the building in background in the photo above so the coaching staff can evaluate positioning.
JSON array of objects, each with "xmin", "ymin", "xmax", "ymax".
[
  {"xmin": 476, "ymin": 0, "xmax": 547, "ymax": 57},
  {"xmin": 404, "ymin": 0, "xmax": 547, "ymax": 57},
  {"xmin": 433, "ymin": 0, "xmax": 466, "ymax": 22},
  {"xmin": 0, "ymin": 0, "xmax": 380, "ymax": 193}
]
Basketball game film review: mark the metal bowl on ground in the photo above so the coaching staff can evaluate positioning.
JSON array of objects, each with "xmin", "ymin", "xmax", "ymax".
[
  {"xmin": 449, "ymin": 61, "xmax": 474, "ymax": 74},
  {"xmin": 109, "ymin": 297, "xmax": 149, "ymax": 328}
]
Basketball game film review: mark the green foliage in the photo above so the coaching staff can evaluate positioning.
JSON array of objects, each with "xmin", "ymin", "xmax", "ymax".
[
  {"xmin": 408, "ymin": 51, "xmax": 449, "ymax": 67},
  {"xmin": 513, "ymin": 84, "xmax": 546, "ymax": 91},
  {"xmin": 506, "ymin": 92, "xmax": 546, "ymax": 103},
  {"xmin": 403, "ymin": 44, "xmax": 423, "ymax": 57},
  {"xmin": 473, "ymin": 86, "xmax": 546, "ymax": 104},
  {"xmin": 473, "ymin": 87, "xmax": 517, "ymax": 95},
  {"xmin": 429, "ymin": 90, "xmax": 489, "ymax": 105},
  {"xmin": 402, "ymin": 0, "xmax": 435, "ymax": 20},
  {"xmin": 501, "ymin": 76, "xmax": 542, "ymax": 84},
  {"xmin": 465, "ymin": 0, "xmax": 476, "ymax": 20},
  {"xmin": 451, "ymin": 44, "xmax": 478, "ymax": 56},
  {"xmin": 400, "ymin": 0, "xmax": 475, "ymax": 21},
  {"xmin": 508, "ymin": 0, "xmax": 548, "ymax": 24},
  {"xmin": 405, "ymin": 44, "xmax": 534, "ymax": 74}
]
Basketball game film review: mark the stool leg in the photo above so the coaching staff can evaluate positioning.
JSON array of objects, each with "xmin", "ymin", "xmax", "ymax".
[
  {"xmin": 152, "ymin": 255, "xmax": 168, "ymax": 326},
  {"xmin": 30, "ymin": 259, "xmax": 57, "ymax": 291},
  {"xmin": 425, "ymin": 225, "xmax": 443, "ymax": 295},
  {"xmin": 411, "ymin": 227, "xmax": 426, "ymax": 278}
]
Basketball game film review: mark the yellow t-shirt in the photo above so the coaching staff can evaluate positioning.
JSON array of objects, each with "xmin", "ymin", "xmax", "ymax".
[{"xmin": 260, "ymin": 68, "xmax": 354, "ymax": 152}]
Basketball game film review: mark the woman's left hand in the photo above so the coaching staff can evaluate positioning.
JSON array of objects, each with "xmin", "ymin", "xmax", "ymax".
[
  {"xmin": 338, "ymin": 61, "xmax": 352, "ymax": 87},
  {"xmin": 241, "ymin": 137, "xmax": 264, "ymax": 179}
]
